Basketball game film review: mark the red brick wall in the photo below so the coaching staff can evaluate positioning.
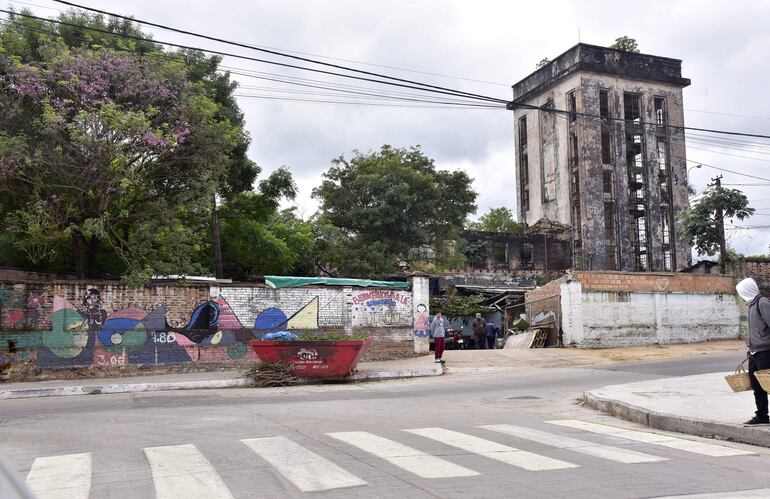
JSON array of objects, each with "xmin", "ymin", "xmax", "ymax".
[
  {"xmin": 745, "ymin": 259, "xmax": 770, "ymax": 293},
  {"xmin": 572, "ymin": 271, "xmax": 734, "ymax": 294}
]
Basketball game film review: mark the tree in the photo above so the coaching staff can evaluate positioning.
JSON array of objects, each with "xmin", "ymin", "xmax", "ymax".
[
  {"xmin": 218, "ymin": 168, "xmax": 312, "ymax": 279},
  {"xmin": 0, "ymin": 9, "xmax": 259, "ymax": 280},
  {"xmin": 610, "ymin": 36, "xmax": 640, "ymax": 53},
  {"xmin": 312, "ymin": 145, "xmax": 477, "ymax": 278},
  {"xmin": 536, "ymin": 57, "xmax": 550, "ymax": 68},
  {"xmin": 0, "ymin": 45, "xmax": 233, "ymax": 279},
  {"xmin": 679, "ymin": 184, "xmax": 754, "ymax": 266},
  {"xmin": 467, "ymin": 207, "xmax": 523, "ymax": 233}
]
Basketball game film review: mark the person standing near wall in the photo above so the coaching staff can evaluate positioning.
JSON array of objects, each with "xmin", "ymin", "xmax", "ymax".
[
  {"xmin": 430, "ymin": 311, "xmax": 448, "ymax": 363},
  {"xmin": 736, "ymin": 277, "xmax": 770, "ymax": 425},
  {"xmin": 471, "ymin": 313, "xmax": 487, "ymax": 349},
  {"xmin": 485, "ymin": 322, "xmax": 498, "ymax": 350}
]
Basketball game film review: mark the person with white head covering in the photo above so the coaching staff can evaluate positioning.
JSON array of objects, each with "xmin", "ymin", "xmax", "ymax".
[{"xmin": 736, "ymin": 277, "xmax": 770, "ymax": 425}]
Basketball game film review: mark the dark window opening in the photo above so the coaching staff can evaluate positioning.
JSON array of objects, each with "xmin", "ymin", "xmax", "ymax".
[
  {"xmin": 520, "ymin": 243, "xmax": 533, "ymax": 266},
  {"xmin": 493, "ymin": 241, "xmax": 507, "ymax": 264},
  {"xmin": 599, "ymin": 90, "xmax": 610, "ymax": 119},
  {"xmin": 518, "ymin": 116, "xmax": 529, "ymax": 213},
  {"xmin": 568, "ymin": 91, "xmax": 577, "ymax": 122},
  {"xmin": 654, "ymin": 97, "xmax": 666, "ymax": 128}
]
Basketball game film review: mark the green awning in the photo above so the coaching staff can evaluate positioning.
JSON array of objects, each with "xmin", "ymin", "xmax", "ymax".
[{"xmin": 264, "ymin": 276, "xmax": 411, "ymax": 289}]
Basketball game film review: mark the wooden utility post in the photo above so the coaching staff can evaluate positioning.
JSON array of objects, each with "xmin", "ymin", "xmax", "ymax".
[{"xmin": 712, "ymin": 175, "xmax": 728, "ymax": 275}]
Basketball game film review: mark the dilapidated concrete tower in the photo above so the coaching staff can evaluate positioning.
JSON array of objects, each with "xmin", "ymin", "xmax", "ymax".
[{"xmin": 512, "ymin": 43, "xmax": 691, "ymax": 272}]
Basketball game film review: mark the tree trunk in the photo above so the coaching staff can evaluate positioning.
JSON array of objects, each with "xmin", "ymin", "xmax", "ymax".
[
  {"xmin": 73, "ymin": 233, "xmax": 85, "ymax": 279},
  {"xmin": 87, "ymin": 236, "xmax": 99, "ymax": 279}
]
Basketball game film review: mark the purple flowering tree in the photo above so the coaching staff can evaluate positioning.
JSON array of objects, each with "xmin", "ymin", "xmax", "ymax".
[{"xmin": 0, "ymin": 47, "xmax": 235, "ymax": 279}]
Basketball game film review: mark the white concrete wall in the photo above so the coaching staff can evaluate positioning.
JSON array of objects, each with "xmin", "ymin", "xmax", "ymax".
[
  {"xmin": 561, "ymin": 283, "xmax": 740, "ymax": 347},
  {"xmin": 410, "ymin": 276, "xmax": 430, "ymax": 354}
]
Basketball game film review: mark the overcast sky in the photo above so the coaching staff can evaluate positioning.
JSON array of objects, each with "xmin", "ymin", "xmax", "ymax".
[{"xmin": 7, "ymin": 0, "xmax": 770, "ymax": 257}]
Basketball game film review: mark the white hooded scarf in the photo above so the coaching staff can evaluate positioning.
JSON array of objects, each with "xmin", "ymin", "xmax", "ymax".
[{"xmin": 736, "ymin": 277, "xmax": 760, "ymax": 303}]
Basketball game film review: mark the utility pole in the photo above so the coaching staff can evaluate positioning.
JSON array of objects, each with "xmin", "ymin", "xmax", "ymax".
[
  {"xmin": 211, "ymin": 193, "xmax": 224, "ymax": 279},
  {"xmin": 712, "ymin": 175, "xmax": 728, "ymax": 275}
]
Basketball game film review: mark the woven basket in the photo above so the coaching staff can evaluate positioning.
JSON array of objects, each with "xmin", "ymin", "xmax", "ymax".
[
  {"xmin": 755, "ymin": 369, "xmax": 770, "ymax": 393},
  {"xmin": 725, "ymin": 360, "xmax": 752, "ymax": 392}
]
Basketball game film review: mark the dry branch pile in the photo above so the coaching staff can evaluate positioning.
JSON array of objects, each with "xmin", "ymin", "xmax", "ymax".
[{"xmin": 243, "ymin": 362, "xmax": 298, "ymax": 388}]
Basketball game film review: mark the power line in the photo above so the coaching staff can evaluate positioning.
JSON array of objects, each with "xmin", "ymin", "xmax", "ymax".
[
  {"xmin": 0, "ymin": 8, "xmax": 507, "ymax": 106},
  {"xmin": 50, "ymin": 1, "xmax": 509, "ymax": 105},
  {"xmin": 0, "ymin": 15, "xmax": 502, "ymax": 112},
  {"xmin": 232, "ymin": 94, "xmax": 504, "ymax": 110},
  {"xmin": 557, "ymin": 110, "xmax": 770, "ymax": 184},
  {"xmin": 687, "ymin": 145, "xmax": 770, "ymax": 164},
  {"xmin": 511, "ymin": 100, "xmax": 770, "ymax": 141}
]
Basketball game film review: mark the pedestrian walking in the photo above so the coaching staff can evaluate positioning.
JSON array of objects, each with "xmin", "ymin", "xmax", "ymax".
[
  {"xmin": 471, "ymin": 313, "xmax": 487, "ymax": 349},
  {"xmin": 485, "ymin": 322, "xmax": 497, "ymax": 350},
  {"xmin": 736, "ymin": 277, "xmax": 770, "ymax": 425},
  {"xmin": 430, "ymin": 311, "xmax": 449, "ymax": 364}
]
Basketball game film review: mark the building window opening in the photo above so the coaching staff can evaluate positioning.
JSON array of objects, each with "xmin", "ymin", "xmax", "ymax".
[
  {"xmin": 568, "ymin": 91, "xmax": 577, "ymax": 122},
  {"xmin": 493, "ymin": 241, "xmax": 507, "ymax": 264},
  {"xmin": 518, "ymin": 116, "xmax": 529, "ymax": 213},
  {"xmin": 520, "ymin": 243, "xmax": 533, "ymax": 266},
  {"xmin": 599, "ymin": 90, "xmax": 610, "ymax": 119}
]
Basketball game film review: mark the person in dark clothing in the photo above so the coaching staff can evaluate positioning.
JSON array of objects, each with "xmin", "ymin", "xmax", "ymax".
[
  {"xmin": 485, "ymin": 322, "xmax": 497, "ymax": 350},
  {"xmin": 471, "ymin": 313, "xmax": 487, "ymax": 349},
  {"xmin": 736, "ymin": 277, "xmax": 770, "ymax": 425}
]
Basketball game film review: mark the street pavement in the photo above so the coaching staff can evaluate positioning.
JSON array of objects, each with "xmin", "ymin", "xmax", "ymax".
[{"xmin": 1, "ymin": 343, "xmax": 769, "ymax": 498}]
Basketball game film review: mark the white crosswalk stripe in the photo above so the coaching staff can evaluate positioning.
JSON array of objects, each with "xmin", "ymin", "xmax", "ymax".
[
  {"xmin": 144, "ymin": 444, "xmax": 235, "ymax": 499},
  {"xmin": 653, "ymin": 488, "xmax": 770, "ymax": 498},
  {"xmin": 326, "ymin": 431, "xmax": 479, "ymax": 478},
  {"xmin": 405, "ymin": 427, "xmax": 579, "ymax": 471},
  {"xmin": 241, "ymin": 436, "xmax": 367, "ymax": 492},
  {"xmin": 479, "ymin": 424, "xmax": 668, "ymax": 464},
  {"xmin": 25, "ymin": 452, "xmax": 91, "ymax": 499},
  {"xmin": 546, "ymin": 420, "xmax": 755, "ymax": 457}
]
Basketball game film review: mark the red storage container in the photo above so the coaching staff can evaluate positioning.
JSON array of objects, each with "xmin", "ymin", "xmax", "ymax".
[{"xmin": 250, "ymin": 337, "xmax": 373, "ymax": 377}]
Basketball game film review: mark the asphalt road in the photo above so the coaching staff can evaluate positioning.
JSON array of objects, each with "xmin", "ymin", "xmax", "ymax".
[{"xmin": 1, "ymin": 354, "xmax": 768, "ymax": 499}]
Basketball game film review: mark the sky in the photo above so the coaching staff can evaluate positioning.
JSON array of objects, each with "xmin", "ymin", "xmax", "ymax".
[{"xmin": 5, "ymin": 0, "xmax": 770, "ymax": 257}]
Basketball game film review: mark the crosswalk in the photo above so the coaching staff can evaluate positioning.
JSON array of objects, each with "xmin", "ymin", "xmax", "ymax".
[{"xmin": 21, "ymin": 420, "xmax": 761, "ymax": 498}]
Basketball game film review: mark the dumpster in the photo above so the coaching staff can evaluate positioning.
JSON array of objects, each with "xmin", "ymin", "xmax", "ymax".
[{"xmin": 250, "ymin": 337, "xmax": 373, "ymax": 377}]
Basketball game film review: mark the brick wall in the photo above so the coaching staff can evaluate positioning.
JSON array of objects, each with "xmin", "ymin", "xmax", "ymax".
[
  {"xmin": 573, "ymin": 271, "xmax": 734, "ymax": 294},
  {"xmin": 745, "ymin": 259, "xmax": 770, "ymax": 293},
  {"xmin": 1, "ymin": 279, "xmax": 419, "ymax": 369}
]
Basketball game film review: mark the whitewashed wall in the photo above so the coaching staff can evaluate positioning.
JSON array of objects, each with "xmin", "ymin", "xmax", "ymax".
[{"xmin": 561, "ymin": 281, "xmax": 740, "ymax": 347}]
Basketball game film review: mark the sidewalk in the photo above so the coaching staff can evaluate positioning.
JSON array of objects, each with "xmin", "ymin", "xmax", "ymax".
[
  {"xmin": 0, "ymin": 356, "xmax": 443, "ymax": 400},
  {"xmin": 584, "ymin": 373, "xmax": 770, "ymax": 448}
]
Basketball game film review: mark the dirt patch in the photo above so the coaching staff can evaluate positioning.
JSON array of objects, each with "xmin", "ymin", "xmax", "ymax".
[{"xmin": 554, "ymin": 339, "xmax": 746, "ymax": 364}]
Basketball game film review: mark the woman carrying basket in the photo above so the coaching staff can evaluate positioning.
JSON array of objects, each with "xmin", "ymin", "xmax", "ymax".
[{"xmin": 736, "ymin": 277, "xmax": 770, "ymax": 426}]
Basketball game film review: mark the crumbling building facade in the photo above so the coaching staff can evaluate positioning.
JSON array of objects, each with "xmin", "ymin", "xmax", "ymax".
[{"xmin": 511, "ymin": 43, "xmax": 691, "ymax": 271}]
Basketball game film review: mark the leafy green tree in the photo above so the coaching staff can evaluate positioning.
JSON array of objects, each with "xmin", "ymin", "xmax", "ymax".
[
  {"xmin": 679, "ymin": 185, "xmax": 754, "ymax": 261},
  {"xmin": 0, "ymin": 45, "xmax": 233, "ymax": 279},
  {"xmin": 312, "ymin": 145, "xmax": 477, "ymax": 278},
  {"xmin": 467, "ymin": 207, "xmax": 523, "ymax": 233},
  {"xmin": 0, "ymin": 9, "xmax": 259, "ymax": 280},
  {"xmin": 218, "ymin": 168, "xmax": 311, "ymax": 279},
  {"xmin": 610, "ymin": 36, "xmax": 640, "ymax": 53}
]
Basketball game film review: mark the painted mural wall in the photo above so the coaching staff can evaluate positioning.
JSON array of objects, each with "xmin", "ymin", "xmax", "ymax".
[{"xmin": 0, "ymin": 280, "xmax": 420, "ymax": 369}]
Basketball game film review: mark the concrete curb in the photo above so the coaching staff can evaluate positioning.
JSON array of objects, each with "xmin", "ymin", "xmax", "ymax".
[
  {"xmin": 583, "ymin": 391, "xmax": 770, "ymax": 448},
  {"xmin": 0, "ymin": 365, "xmax": 443, "ymax": 400}
]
